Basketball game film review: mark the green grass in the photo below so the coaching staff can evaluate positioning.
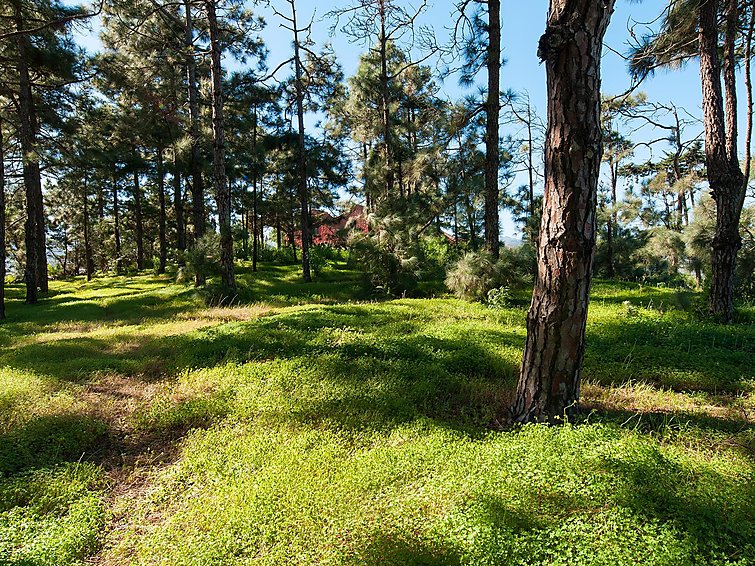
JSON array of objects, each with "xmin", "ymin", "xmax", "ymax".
[{"xmin": 0, "ymin": 263, "xmax": 752, "ymax": 565}]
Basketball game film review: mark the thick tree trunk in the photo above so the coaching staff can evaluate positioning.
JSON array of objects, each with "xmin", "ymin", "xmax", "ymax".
[
  {"xmin": 206, "ymin": 0, "xmax": 235, "ymax": 290},
  {"xmin": 157, "ymin": 147, "xmax": 167, "ymax": 274},
  {"xmin": 700, "ymin": 0, "xmax": 744, "ymax": 322},
  {"xmin": 133, "ymin": 170, "xmax": 144, "ymax": 270},
  {"xmin": 185, "ymin": 0, "xmax": 205, "ymax": 286},
  {"xmin": 291, "ymin": 0, "xmax": 311, "ymax": 282},
  {"xmin": 14, "ymin": 2, "xmax": 39, "ymax": 303},
  {"xmin": 512, "ymin": 0, "xmax": 615, "ymax": 424},
  {"xmin": 484, "ymin": 0, "xmax": 501, "ymax": 259}
]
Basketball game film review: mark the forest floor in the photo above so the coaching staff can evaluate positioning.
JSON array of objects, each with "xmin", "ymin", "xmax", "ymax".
[{"xmin": 0, "ymin": 262, "xmax": 753, "ymax": 565}]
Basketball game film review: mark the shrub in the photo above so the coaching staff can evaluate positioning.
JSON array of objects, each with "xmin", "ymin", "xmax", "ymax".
[
  {"xmin": 180, "ymin": 233, "xmax": 221, "ymax": 283},
  {"xmin": 446, "ymin": 248, "xmax": 532, "ymax": 301},
  {"xmin": 347, "ymin": 213, "xmax": 421, "ymax": 297},
  {"xmin": 195, "ymin": 282, "xmax": 254, "ymax": 307},
  {"xmin": 486, "ymin": 286, "xmax": 513, "ymax": 309}
]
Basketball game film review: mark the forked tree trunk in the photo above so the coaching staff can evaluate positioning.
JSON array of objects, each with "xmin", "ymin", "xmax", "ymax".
[
  {"xmin": 484, "ymin": 0, "xmax": 501, "ymax": 259},
  {"xmin": 701, "ymin": 0, "xmax": 744, "ymax": 322},
  {"xmin": 206, "ymin": 0, "xmax": 235, "ymax": 290},
  {"xmin": 512, "ymin": 0, "xmax": 615, "ymax": 424}
]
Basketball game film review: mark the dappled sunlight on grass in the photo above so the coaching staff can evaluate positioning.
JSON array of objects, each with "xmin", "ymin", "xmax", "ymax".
[{"xmin": 0, "ymin": 266, "xmax": 753, "ymax": 564}]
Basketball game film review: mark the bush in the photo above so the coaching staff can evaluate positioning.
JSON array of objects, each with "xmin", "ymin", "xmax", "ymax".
[
  {"xmin": 195, "ymin": 282, "xmax": 254, "ymax": 307},
  {"xmin": 486, "ymin": 286, "xmax": 513, "ymax": 309},
  {"xmin": 347, "ymin": 214, "xmax": 421, "ymax": 297},
  {"xmin": 446, "ymin": 248, "xmax": 532, "ymax": 301},
  {"xmin": 180, "ymin": 233, "xmax": 221, "ymax": 283}
]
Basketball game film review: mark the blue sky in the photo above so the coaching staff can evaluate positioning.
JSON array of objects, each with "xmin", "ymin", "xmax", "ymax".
[{"xmin": 72, "ymin": 1, "xmax": 715, "ymax": 238}]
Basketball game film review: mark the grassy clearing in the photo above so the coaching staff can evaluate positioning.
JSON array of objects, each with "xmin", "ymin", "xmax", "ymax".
[{"xmin": 0, "ymin": 264, "xmax": 752, "ymax": 565}]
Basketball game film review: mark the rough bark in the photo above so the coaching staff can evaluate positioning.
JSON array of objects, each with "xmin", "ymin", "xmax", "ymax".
[
  {"xmin": 484, "ymin": 0, "xmax": 501, "ymax": 259},
  {"xmin": 14, "ymin": 1, "xmax": 39, "ymax": 303},
  {"xmin": 206, "ymin": 0, "xmax": 235, "ymax": 289},
  {"xmin": 512, "ymin": 0, "xmax": 615, "ymax": 424},
  {"xmin": 185, "ymin": 0, "xmax": 205, "ymax": 286},
  {"xmin": 700, "ymin": 0, "xmax": 744, "ymax": 322},
  {"xmin": 252, "ymin": 106, "xmax": 259, "ymax": 273}
]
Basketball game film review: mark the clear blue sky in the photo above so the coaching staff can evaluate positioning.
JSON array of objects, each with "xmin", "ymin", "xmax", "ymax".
[{"xmin": 72, "ymin": 1, "xmax": 717, "ymax": 238}]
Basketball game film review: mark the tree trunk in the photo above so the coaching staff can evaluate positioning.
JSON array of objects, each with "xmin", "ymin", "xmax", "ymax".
[
  {"xmin": 172, "ymin": 150, "xmax": 186, "ymax": 259},
  {"xmin": 291, "ymin": 0, "xmax": 311, "ymax": 282},
  {"xmin": 133, "ymin": 170, "xmax": 144, "ymax": 270},
  {"xmin": 379, "ymin": 1, "xmax": 394, "ymax": 200},
  {"xmin": 113, "ymin": 174, "xmax": 122, "ymax": 273},
  {"xmin": 83, "ymin": 175, "xmax": 93, "ymax": 281},
  {"xmin": 157, "ymin": 147, "xmax": 167, "ymax": 274},
  {"xmin": 512, "ymin": 0, "xmax": 615, "ymax": 424},
  {"xmin": 14, "ymin": 1, "xmax": 39, "ymax": 304},
  {"xmin": 185, "ymin": 0, "xmax": 205, "ymax": 286},
  {"xmin": 700, "ymin": 0, "xmax": 744, "ymax": 322},
  {"xmin": 0, "ymin": 118, "xmax": 6, "ymax": 319},
  {"xmin": 484, "ymin": 0, "xmax": 501, "ymax": 259},
  {"xmin": 252, "ymin": 106, "xmax": 259, "ymax": 273},
  {"xmin": 206, "ymin": 0, "xmax": 235, "ymax": 290}
]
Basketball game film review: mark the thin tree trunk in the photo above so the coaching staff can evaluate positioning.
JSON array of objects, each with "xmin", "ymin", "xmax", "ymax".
[
  {"xmin": 133, "ymin": 170, "xmax": 144, "ymax": 270},
  {"xmin": 378, "ymin": 1, "xmax": 394, "ymax": 200},
  {"xmin": 484, "ymin": 0, "xmax": 501, "ymax": 259},
  {"xmin": 157, "ymin": 147, "xmax": 167, "ymax": 274},
  {"xmin": 700, "ymin": 0, "xmax": 744, "ymax": 322},
  {"xmin": 742, "ymin": 3, "xmax": 755, "ymax": 202},
  {"xmin": 512, "ymin": 0, "xmax": 615, "ymax": 424},
  {"xmin": 0, "ymin": 117, "xmax": 6, "ymax": 319},
  {"xmin": 290, "ymin": 0, "xmax": 311, "ymax": 282},
  {"xmin": 172, "ymin": 150, "xmax": 186, "ymax": 259},
  {"xmin": 185, "ymin": 0, "xmax": 205, "ymax": 286},
  {"xmin": 83, "ymin": 175, "xmax": 93, "ymax": 281},
  {"xmin": 252, "ymin": 106, "xmax": 259, "ymax": 273},
  {"xmin": 113, "ymin": 174, "xmax": 122, "ymax": 273},
  {"xmin": 206, "ymin": 0, "xmax": 235, "ymax": 289}
]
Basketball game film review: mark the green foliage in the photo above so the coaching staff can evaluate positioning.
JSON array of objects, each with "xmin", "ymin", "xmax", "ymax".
[
  {"xmin": 486, "ymin": 286, "xmax": 513, "ymax": 309},
  {"xmin": 179, "ymin": 233, "xmax": 221, "ymax": 284},
  {"xmin": 446, "ymin": 248, "xmax": 532, "ymax": 301},
  {"xmin": 347, "ymin": 214, "xmax": 421, "ymax": 297},
  {"xmin": 0, "ymin": 464, "xmax": 105, "ymax": 566}
]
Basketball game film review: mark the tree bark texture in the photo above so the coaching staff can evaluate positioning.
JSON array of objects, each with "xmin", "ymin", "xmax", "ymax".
[
  {"xmin": 700, "ymin": 0, "xmax": 744, "ymax": 322},
  {"xmin": 157, "ymin": 147, "xmax": 167, "ymax": 274},
  {"xmin": 207, "ymin": 0, "xmax": 235, "ymax": 289},
  {"xmin": 484, "ymin": 0, "xmax": 501, "ymax": 259},
  {"xmin": 512, "ymin": 0, "xmax": 615, "ymax": 424},
  {"xmin": 133, "ymin": 170, "xmax": 144, "ymax": 270},
  {"xmin": 185, "ymin": 0, "xmax": 206, "ymax": 285}
]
